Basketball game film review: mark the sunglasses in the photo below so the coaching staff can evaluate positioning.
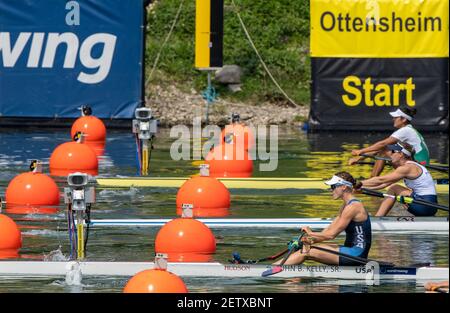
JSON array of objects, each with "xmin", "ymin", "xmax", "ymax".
[
  {"xmin": 330, "ymin": 184, "xmax": 339, "ymax": 190},
  {"xmin": 391, "ymin": 150, "xmax": 401, "ymax": 154}
]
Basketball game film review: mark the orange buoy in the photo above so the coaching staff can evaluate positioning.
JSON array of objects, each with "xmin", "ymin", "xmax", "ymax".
[
  {"xmin": 70, "ymin": 106, "xmax": 106, "ymax": 143},
  {"xmin": 71, "ymin": 116, "xmax": 106, "ymax": 143},
  {"xmin": 176, "ymin": 176, "xmax": 230, "ymax": 217},
  {"xmin": 49, "ymin": 132, "xmax": 98, "ymax": 176},
  {"xmin": 123, "ymin": 269, "xmax": 188, "ymax": 293},
  {"xmin": 221, "ymin": 123, "xmax": 255, "ymax": 151},
  {"xmin": 206, "ymin": 144, "xmax": 253, "ymax": 178},
  {"xmin": 0, "ymin": 214, "xmax": 22, "ymax": 256},
  {"xmin": 155, "ymin": 218, "xmax": 216, "ymax": 262},
  {"xmin": 0, "ymin": 249, "xmax": 20, "ymax": 259},
  {"xmin": 5, "ymin": 172, "xmax": 60, "ymax": 207}
]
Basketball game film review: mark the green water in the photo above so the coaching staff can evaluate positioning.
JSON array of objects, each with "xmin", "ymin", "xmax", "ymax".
[{"xmin": 0, "ymin": 128, "xmax": 448, "ymax": 293}]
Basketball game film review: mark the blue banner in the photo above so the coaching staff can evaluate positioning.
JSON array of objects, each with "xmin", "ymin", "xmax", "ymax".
[{"xmin": 0, "ymin": 0, "xmax": 145, "ymax": 119}]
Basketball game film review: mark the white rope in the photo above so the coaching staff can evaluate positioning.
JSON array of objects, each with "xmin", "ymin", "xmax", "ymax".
[
  {"xmin": 145, "ymin": 0, "xmax": 185, "ymax": 96},
  {"xmin": 230, "ymin": 0, "xmax": 299, "ymax": 107}
]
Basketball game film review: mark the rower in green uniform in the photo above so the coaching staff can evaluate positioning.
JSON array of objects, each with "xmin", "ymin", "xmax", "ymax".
[
  {"xmin": 273, "ymin": 172, "xmax": 372, "ymax": 266},
  {"xmin": 349, "ymin": 105, "xmax": 430, "ymax": 177}
]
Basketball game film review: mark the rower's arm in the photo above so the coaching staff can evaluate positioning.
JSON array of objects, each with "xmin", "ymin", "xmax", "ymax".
[
  {"xmin": 308, "ymin": 208, "xmax": 356, "ymax": 243},
  {"xmin": 357, "ymin": 137, "xmax": 398, "ymax": 155},
  {"xmin": 361, "ymin": 166, "xmax": 409, "ymax": 190},
  {"xmin": 323, "ymin": 215, "xmax": 341, "ymax": 232}
]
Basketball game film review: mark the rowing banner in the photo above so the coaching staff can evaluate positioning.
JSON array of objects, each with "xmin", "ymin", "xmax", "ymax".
[
  {"xmin": 308, "ymin": 0, "xmax": 449, "ymax": 131},
  {"xmin": 0, "ymin": 0, "xmax": 146, "ymax": 121}
]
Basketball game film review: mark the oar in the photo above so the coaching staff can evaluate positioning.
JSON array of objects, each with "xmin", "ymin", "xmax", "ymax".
[
  {"xmin": 355, "ymin": 161, "xmax": 377, "ymax": 166},
  {"xmin": 361, "ymin": 188, "xmax": 449, "ymax": 212},
  {"xmin": 261, "ymin": 232, "xmax": 306, "ymax": 277},
  {"xmin": 360, "ymin": 153, "xmax": 391, "ymax": 162},
  {"xmin": 361, "ymin": 153, "xmax": 449, "ymax": 173},
  {"xmin": 310, "ymin": 245, "xmax": 395, "ymax": 267},
  {"xmin": 230, "ymin": 248, "xmax": 289, "ymax": 264},
  {"xmin": 425, "ymin": 164, "xmax": 449, "ymax": 173}
]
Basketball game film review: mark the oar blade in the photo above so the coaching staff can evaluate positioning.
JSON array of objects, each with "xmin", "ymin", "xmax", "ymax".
[{"xmin": 261, "ymin": 266, "xmax": 283, "ymax": 277}]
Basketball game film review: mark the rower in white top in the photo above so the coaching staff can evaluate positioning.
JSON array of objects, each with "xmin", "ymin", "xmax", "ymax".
[{"xmin": 360, "ymin": 141, "xmax": 438, "ymax": 217}]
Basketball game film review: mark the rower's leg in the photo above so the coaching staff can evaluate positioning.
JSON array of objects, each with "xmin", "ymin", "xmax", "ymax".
[
  {"xmin": 375, "ymin": 185, "xmax": 412, "ymax": 216},
  {"xmin": 273, "ymin": 244, "xmax": 339, "ymax": 266},
  {"xmin": 273, "ymin": 250, "xmax": 307, "ymax": 265},
  {"xmin": 305, "ymin": 244, "xmax": 340, "ymax": 265},
  {"xmin": 371, "ymin": 149, "xmax": 391, "ymax": 177},
  {"xmin": 370, "ymin": 160, "xmax": 385, "ymax": 177}
]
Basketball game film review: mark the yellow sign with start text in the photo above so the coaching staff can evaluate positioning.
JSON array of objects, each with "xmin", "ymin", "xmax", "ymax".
[{"xmin": 311, "ymin": 0, "xmax": 449, "ymax": 58}]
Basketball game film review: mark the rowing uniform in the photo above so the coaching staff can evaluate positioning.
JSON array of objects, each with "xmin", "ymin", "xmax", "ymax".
[
  {"xmin": 339, "ymin": 199, "xmax": 372, "ymax": 266},
  {"xmin": 404, "ymin": 161, "xmax": 438, "ymax": 216},
  {"xmin": 391, "ymin": 125, "xmax": 430, "ymax": 165}
]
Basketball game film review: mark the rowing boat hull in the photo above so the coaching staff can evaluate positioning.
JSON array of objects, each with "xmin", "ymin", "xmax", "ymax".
[
  {"xmin": 95, "ymin": 177, "xmax": 449, "ymax": 193},
  {"xmin": 88, "ymin": 217, "xmax": 449, "ymax": 232},
  {"xmin": 0, "ymin": 261, "xmax": 447, "ymax": 281},
  {"xmin": 96, "ymin": 177, "xmax": 326, "ymax": 189}
]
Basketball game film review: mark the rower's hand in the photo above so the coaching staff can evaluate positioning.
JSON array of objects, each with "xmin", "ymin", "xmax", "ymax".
[
  {"xmin": 300, "ymin": 227, "xmax": 312, "ymax": 235},
  {"xmin": 301, "ymin": 236, "xmax": 314, "ymax": 245},
  {"xmin": 351, "ymin": 150, "xmax": 362, "ymax": 156},
  {"xmin": 348, "ymin": 156, "xmax": 363, "ymax": 166}
]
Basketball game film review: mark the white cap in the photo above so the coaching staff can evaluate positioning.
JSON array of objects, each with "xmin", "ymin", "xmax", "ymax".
[
  {"xmin": 389, "ymin": 109, "xmax": 412, "ymax": 121},
  {"xmin": 387, "ymin": 143, "xmax": 412, "ymax": 157},
  {"xmin": 324, "ymin": 175, "xmax": 353, "ymax": 188}
]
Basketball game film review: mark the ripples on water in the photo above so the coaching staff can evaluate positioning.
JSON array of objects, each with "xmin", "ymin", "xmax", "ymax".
[{"xmin": 0, "ymin": 128, "xmax": 448, "ymax": 293}]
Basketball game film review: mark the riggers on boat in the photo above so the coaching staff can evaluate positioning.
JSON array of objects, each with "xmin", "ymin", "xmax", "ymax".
[{"xmin": 86, "ymin": 216, "xmax": 449, "ymax": 233}]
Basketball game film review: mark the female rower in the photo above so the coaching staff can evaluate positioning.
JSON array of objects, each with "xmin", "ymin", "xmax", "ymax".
[
  {"xmin": 361, "ymin": 142, "xmax": 438, "ymax": 216},
  {"xmin": 349, "ymin": 105, "xmax": 430, "ymax": 177},
  {"xmin": 274, "ymin": 171, "xmax": 372, "ymax": 266}
]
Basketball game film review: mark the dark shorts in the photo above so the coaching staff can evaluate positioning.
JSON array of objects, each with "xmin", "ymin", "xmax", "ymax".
[
  {"xmin": 338, "ymin": 246, "xmax": 367, "ymax": 266},
  {"xmin": 407, "ymin": 193, "xmax": 438, "ymax": 216}
]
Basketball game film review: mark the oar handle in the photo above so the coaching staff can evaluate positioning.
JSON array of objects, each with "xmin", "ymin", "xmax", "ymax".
[
  {"xmin": 278, "ymin": 232, "xmax": 306, "ymax": 266},
  {"xmin": 270, "ymin": 231, "xmax": 306, "ymax": 269},
  {"xmin": 361, "ymin": 188, "xmax": 385, "ymax": 198}
]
